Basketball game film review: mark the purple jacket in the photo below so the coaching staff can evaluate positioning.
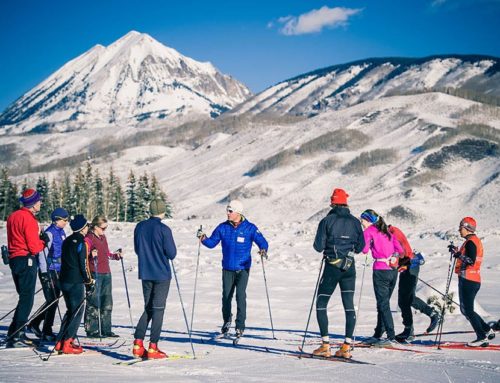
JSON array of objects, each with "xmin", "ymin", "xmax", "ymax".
[{"xmin": 362, "ymin": 225, "xmax": 404, "ymax": 270}]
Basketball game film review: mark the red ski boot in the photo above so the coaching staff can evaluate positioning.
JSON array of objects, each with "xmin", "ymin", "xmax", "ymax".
[
  {"xmin": 133, "ymin": 339, "xmax": 146, "ymax": 358},
  {"xmin": 62, "ymin": 338, "xmax": 83, "ymax": 354},
  {"xmin": 146, "ymin": 342, "xmax": 167, "ymax": 359}
]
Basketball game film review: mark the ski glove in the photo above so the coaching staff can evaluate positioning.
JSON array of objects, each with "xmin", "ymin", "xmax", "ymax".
[
  {"xmin": 39, "ymin": 272, "xmax": 51, "ymax": 285},
  {"xmin": 40, "ymin": 231, "xmax": 50, "ymax": 248},
  {"xmin": 85, "ymin": 280, "xmax": 96, "ymax": 294},
  {"xmin": 258, "ymin": 249, "xmax": 268, "ymax": 260},
  {"xmin": 448, "ymin": 244, "xmax": 458, "ymax": 254},
  {"xmin": 196, "ymin": 229, "xmax": 206, "ymax": 240}
]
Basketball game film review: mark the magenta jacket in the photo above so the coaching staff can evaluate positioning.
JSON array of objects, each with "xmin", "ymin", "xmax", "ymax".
[{"xmin": 362, "ymin": 225, "xmax": 404, "ymax": 270}]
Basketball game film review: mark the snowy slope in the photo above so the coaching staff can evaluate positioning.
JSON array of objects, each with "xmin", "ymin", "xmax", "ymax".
[
  {"xmin": 232, "ymin": 55, "xmax": 500, "ymax": 117},
  {"xmin": 0, "ymin": 219, "xmax": 499, "ymax": 383},
  {"xmin": 0, "ymin": 31, "xmax": 251, "ymax": 134}
]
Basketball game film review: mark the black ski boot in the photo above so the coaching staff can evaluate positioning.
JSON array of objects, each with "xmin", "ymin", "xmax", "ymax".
[
  {"xmin": 217, "ymin": 315, "xmax": 232, "ymax": 339},
  {"xmin": 426, "ymin": 311, "xmax": 441, "ymax": 334},
  {"xmin": 395, "ymin": 326, "xmax": 414, "ymax": 343},
  {"xmin": 233, "ymin": 329, "xmax": 244, "ymax": 345}
]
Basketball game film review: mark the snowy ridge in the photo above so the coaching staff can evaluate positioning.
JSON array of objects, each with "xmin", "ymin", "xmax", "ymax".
[
  {"xmin": 0, "ymin": 31, "xmax": 251, "ymax": 134},
  {"xmin": 233, "ymin": 55, "xmax": 500, "ymax": 117}
]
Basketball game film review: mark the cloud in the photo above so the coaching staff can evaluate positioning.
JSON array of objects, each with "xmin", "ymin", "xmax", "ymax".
[{"xmin": 275, "ymin": 6, "xmax": 362, "ymax": 36}]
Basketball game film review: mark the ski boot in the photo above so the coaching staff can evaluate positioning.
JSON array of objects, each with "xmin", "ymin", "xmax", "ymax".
[
  {"xmin": 395, "ymin": 326, "xmax": 414, "ymax": 343},
  {"xmin": 146, "ymin": 342, "xmax": 167, "ymax": 359},
  {"xmin": 467, "ymin": 337, "xmax": 489, "ymax": 347},
  {"xmin": 62, "ymin": 338, "xmax": 83, "ymax": 354},
  {"xmin": 218, "ymin": 315, "xmax": 232, "ymax": 339},
  {"xmin": 233, "ymin": 329, "xmax": 244, "ymax": 345},
  {"xmin": 334, "ymin": 342, "xmax": 352, "ymax": 359},
  {"xmin": 133, "ymin": 339, "xmax": 146, "ymax": 358},
  {"xmin": 426, "ymin": 311, "xmax": 441, "ymax": 334},
  {"xmin": 312, "ymin": 341, "xmax": 331, "ymax": 357},
  {"xmin": 486, "ymin": 328, "xmax": 496, "ymax": 341}
]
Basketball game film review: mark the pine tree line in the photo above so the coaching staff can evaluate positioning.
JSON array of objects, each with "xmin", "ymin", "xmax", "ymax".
[{"xmin": 0, "ymin": 163, "xmax": 172, "ymax": 223}]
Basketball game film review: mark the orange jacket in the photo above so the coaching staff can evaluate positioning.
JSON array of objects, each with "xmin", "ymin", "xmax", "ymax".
[{"xmin": 455, "ymin": 235, "xmax": 483, "ymax": 283}]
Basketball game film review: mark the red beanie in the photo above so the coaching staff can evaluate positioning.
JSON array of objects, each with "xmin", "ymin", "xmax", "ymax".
[
  {"xmin": 19, "ymin": 188, "xmax": 41, "ymax": 207},
  {"xmin": 330, "ymin": 188, "xmax": 349, "ymax": 205},
  {"xmin": 460, "ymin": 217, "xmax": 477, "ymax": 232}
]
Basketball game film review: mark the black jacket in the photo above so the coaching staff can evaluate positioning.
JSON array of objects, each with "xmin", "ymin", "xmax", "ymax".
[
  {"xmin": 313, "ymin": 206, "xmax": 365, "ymax": 258},
  {"xmin": 59, "ymin": 232, "xmax": 92, "ymax": 284}
]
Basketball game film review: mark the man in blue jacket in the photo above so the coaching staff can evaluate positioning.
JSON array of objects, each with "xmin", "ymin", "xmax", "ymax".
[
  {"xmin": 133, "ymin": 199, "xmax": 177, "ymax": 360},
  {"xmin": 197, "ymin": 200, "xmax": 268, "ymax": 340}
]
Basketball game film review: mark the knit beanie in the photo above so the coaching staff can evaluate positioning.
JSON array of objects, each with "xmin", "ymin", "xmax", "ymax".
[
  {"xmin": 70, "ymin": 214, "xmax": 88, "ymax": 232},
  {"xmin": 330, "ymin": 188, "xmax": 349, "ymax": 206},
  {"xmin": 150, "ymin": 199, "xmax": 167, "ymax": 216},
  {"xmin": 19, "ymin": 189, "xmax": 41, "ymax": 207},
  {"xmin": 227, "ymin": 200, "xmax": 244, "ymax": 215}
]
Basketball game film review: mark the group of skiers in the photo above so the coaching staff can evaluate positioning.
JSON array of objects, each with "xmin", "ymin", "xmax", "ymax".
[{"xmin": 0, "ymin": 186, "xmax": 497, "ymax": 360}]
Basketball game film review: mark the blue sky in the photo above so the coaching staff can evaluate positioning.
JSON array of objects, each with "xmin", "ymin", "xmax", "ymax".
[{"xmin": 1, "ymin": 0, "xmax": 499, "ymax": 111}]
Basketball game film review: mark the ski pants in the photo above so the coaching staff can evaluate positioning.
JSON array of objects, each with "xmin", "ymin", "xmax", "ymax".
[
  {"xmin": 8, "ymin": 255, "xmax": 37, "ymax": 339},
  {"xmin": 373, "ymin": 269, "xmax": 398, "ymax": 339},
  {"xmin": 316, "ymin": 262, "xmax": 356, "ymax": 339},
  {"xmin": 458, "ymin": 276, "xmax": 490, "ymax": 339},
  {"xmin": 222, "ymin": 269, "xmax": 249, "ymax": 331},
  {"xmin": 398, "ymin": 266, "xmax": 420, "ymax": 327},
  {"xmin": 60, "ymin": 282, "xmax": 85, "ymax": 341},
  {"xmin": 84, "ymin": 272, "xmax": 113, "ymax": 335},
  {"xmin": 134, "ymin": 279, "xmax": 171, "ymax": 343},
  {"xmin": 411, "ymin": 296, "xmax": 435, "ymax": 317},
  {"xmin": 31, "ymin": 270, "xmax": 61, "ymax": 334}
]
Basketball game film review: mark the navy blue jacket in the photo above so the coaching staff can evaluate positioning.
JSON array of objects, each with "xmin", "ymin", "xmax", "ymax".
[
  {"xmin": 134, "ymin": 217, "xmax": 177, "ymax": 281},
  {"xmin": 202, "ymin": 218, "xmax": 268, "ymax": 271}
]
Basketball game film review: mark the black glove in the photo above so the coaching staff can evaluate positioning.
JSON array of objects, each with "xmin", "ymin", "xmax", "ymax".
[
  {"xmin": 259, "ymin": 249, "xmax": 268, "ymax": 260},
  {"xmin": 196, "ymin": 229, "xmax": 206, "ymax": 240},
  {"xmin": 39, "ymin": 272, "xmax": 51, "ymax": 285},
  {"xmin": 452, "ymin": 251, "xmax": 461, "ymax": 259},
  {"xmin": 447, "ymin": 244, "xmax": 458, "ymax": 253},
  {"xmin": 40, "ymin": 231, "xmax": 50, "ymax": 248}
]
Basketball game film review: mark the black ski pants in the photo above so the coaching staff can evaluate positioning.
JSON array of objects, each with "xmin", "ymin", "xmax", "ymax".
[
  {"xmin": 8, "ymin": 255, "xmax": 37, "ymax": 339},
  {"xmin": 222, "ymin": 269, "xmax": 249, "ymax": 331},
  {"xmin": 458, "ymin": 277, "xmax": 490, "ymax": 339},
  {"xmin": 316, "ymin": 262, "xmax": 356, "ymax": 339},
  {"xmin": 398, "ymin": 266, "xmax": 419, "ymax": 327},
  {"xmin": 373, "ymin": 269, "xmax": 398, "ymax": 339},
  {"xmin": 60, "ymin": 282, "xmax": 85, "ymax": 341},
  {"xmin": 134, "ymin": 279, "xmax": 171, "ymax": 344},
  {"xmin": 31, "ymin": 270, "xmax": 61, "ymax": 333}
]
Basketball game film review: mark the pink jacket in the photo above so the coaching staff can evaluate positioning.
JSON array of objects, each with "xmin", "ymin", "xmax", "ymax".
[{"xmin": 362, "ymin": 225, "xmax": 403, "ymax": 270}]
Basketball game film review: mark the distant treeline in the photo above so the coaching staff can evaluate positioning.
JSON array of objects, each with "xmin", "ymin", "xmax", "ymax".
[{"xmin": 0, "ymin": 163, "xmax": 172, "ymax": 223}]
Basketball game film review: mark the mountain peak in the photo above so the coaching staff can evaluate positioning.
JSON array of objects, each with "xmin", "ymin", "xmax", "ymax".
[{"xmin": 0, "ymin": 31, "xmax": 252, "ymax": 134}]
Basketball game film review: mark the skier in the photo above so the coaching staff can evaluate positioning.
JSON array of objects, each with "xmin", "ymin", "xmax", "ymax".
[
  {"xmin": 132, "ymin": 199, "xmax": 177, "ymax": 359},
  {"xmin": 29, "ymin": 208, "xmax": 70, "ymax": 341},
  {"xmin": 5, "ymin": 189, "xmax": 47, "ymax": 348},
  {"xmin": 84, "ymin": 215, "xmax": 123, "ymax": 338},
  {"xmin": 312, "ymin": 188, "xmax": 365, "ymax": 359},
  {"xmin": 57, "ymin": 214, "xmax": 94, "ymax": 354},
  {"xmin": 389, "ymin": 225, "xmax": 441, "ymax": 342},
  {"xmin": 450, "ymin": 217, "xmax": 495, "ymax": 347},
  {"xmin": 197, "ymin": 200, "xmax": 268, "ymax": 341},
  {"xmin": 360, "ymin": 209, "xmax": 403, "ymax": 346}
]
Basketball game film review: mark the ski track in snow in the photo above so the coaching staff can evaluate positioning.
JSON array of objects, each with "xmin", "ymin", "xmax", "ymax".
[{"xmin": 0, "ymin": 220, "xmax": 499, "ymax": 382}]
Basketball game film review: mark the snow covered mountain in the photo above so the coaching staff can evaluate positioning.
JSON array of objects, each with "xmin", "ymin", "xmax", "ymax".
[
  {"xmin": 0, "ymin": 31, "xmax": 251, "ymax": 134},
  {"xmin": 233, "ymin": 55, "xmax": 500, "ymax": 117}
]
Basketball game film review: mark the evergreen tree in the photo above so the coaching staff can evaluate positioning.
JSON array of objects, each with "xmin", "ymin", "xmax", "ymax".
[
  {"xmin": 36, "ymin": 176, "xmax": 50, "ymax": 222},
  {"xmin": 106, "ymin": 167, "xmax": 124, "ymax": 221},
  {"xmin": 125, "ymin": 170, "xmax": 138, "ymax": 222},
  {"xmin": 84, "ymin": 162, "xmax": 94, "ymax": 219},
  {"xmin": 49, "ymin": 178, "xmax": 60, "ymax": 213},
  {"xmin": 60, "ymin": 172, "xmax": 73, "ymax": 215},
  {"xmin": 94, "ymin": 168, "xmax": 104, "ymax": 216},
  {"xmin": 71, "ymin": 167, "xmax": 86, "ymax": 215},
  {"xmin": 150, "ymin": 174, "xmax": 172, "ymax": 218},
  {"xmin": 0, "ymin": 168, "xmax": 18, "ymax": 220},
  {"xmin": 136, "ymin": 173, "xmax": 151, "ymax": 221}
]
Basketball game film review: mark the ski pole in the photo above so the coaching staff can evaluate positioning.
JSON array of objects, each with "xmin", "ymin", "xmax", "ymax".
[
  {"xmin": 0, "ymin": 287, "xmax": 43, "ymax": 322},
  {"xmin": 120, "ymin": 254, "xmax": 135, "ymax": 334},
  {"xmin": 299, "ymin": 257, "xmax": 325, "ymax": 358},
  {"xmin": 190, "ymin": 225, "xmax": 202, "ymax": 335},
  {"xmin": 418, "ymin": 277, "xmax": 460, "ymax": 307},
  {"xmin": 171, "ymin": 259, "xmax": 196, "ymax": 359},
  {"xmin": 435, "ymin": 244, "xmax": 456, "ymax": 349},
  {"xmin": 43, "ymin": 289, "xmax": 92, "ymax": 361},
  {"xmin": 1, "ymin": 293, "xmax": 64, "ymax": 346},
  {"xmin": 260, "ymin": 251, "xmax": 276, "ymax": 339},
  {"xmin": 352, "ymin": 253, "xmax": 369, "ymax": 347},
  {"xmin": 92, "ymin": 255, "xmax": 102, "ymax": 341},
  {"xmin": 41, "ymin": 247, "xmax": 64, "ymax": 323}
]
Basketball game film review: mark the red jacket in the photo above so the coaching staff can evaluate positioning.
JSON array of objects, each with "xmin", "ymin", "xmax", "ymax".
[
  {"xmin": 85, "ymin": 231, "xmax": 120, "ymax": 274},
  {"xmin": 7, "ymin": 207, "xmax": 45, "ymax": 259}
]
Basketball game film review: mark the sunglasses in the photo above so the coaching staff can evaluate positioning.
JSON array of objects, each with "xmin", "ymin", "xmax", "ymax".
[{"xmin": 226, "ymin": 209, "xmax": 234, "ymax": 214}]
